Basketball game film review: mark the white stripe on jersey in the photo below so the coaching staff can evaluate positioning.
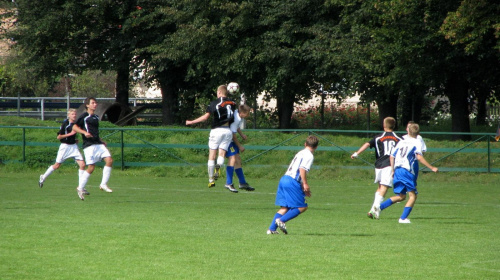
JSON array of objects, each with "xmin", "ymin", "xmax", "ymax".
[{"xmin": 284, "ymin": 149, "xmax": 314, "ymax": 183}]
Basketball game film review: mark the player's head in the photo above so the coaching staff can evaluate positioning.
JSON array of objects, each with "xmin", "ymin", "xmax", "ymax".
[
  {"xmin": 238, "ymin": 104, "xmax": 251, "ymax": 118},
  {"xmin": 217, "ymin": 85, "xmax": 228, "ymax": 97},
  {"xmin": 383, "ymin": 117, "xmax": 396, "ymax": 130},
  {"xmin": 406, "ymin": 121, "xmax": 415, "ymax": 133},
  {"xmin": 408, "ymin": 123, "xmax": 420, "ymax": 137},
  {"xmin": 84, "ymin": 97, "xmax": 97, "ymax": 111},
  {"xmin": 67, "ymin": 108, "xmax": 77, "ymax": 120},
  {"xmin": 305, "ymin": 135, "xmax": 319, "ymax": 150}
]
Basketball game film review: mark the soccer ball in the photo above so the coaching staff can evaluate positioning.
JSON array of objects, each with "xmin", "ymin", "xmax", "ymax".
[{"xmin": 227, "ymin": 82, "xmax": 240, "ymax": 94}]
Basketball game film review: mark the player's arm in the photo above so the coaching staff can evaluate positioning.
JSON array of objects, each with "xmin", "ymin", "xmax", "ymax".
[
  {"xmin": 351, "ymin": 142, "xmax": 370, "ymax": 159},
  {"xmin": 236, "ymin": 127, "xmax": 247, "ymax": 141},
  {"xmin": 232, "ymin": 133, "xmax": 245, "ymax": 153},
  {"xmin": 300, "ymin": 168, "xmax": 311, "ymax": 197},
  {"xmin": 186, "ymin": 112, "xmax": 210, "ymax": 125},
  {"xmin": 390, "ymin": 155, "xmax": 395, "ymax": 176},
  {"xmin": 56, "ymin": 130, "xmax": 76, "ymax": 140},
  {"xmin": 416, "ymin": 154, "xmax": 438, "ymax": 172},
  {"xmin": 72, "ymin": 124, "xmax": 92, "ymax": 138}
]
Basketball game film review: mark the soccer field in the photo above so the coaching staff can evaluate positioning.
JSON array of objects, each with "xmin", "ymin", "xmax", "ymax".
[{"xmin": 1, "ymin": 169, "xmax": 499, "ymax": 279}]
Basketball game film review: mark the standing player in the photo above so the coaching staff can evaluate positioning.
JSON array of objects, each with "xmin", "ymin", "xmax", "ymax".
[
  {"xmin": 373, "ymin": 123, "xmax": 438, "ymax": 223},
  {"xmin": 186, "ymin": 85, "xmax": 236, "ymax": 188},
  {"xmin": 72, "ymin": 97, "xmax": 114, "ymax": 200},
  {"xmin": 38, "ymin": 109, "xmax": 86, "ymax": 190},
  {"xmin": 267, "ymin": 135, "xmax": 319, "ymax": 235},
  {"xmin": 224, "ymin": 104, "xmax": 254, "ymax": 193},
  {"xmin": 351, "ymin": 117, "xmax": 402, "ymax": 219}
]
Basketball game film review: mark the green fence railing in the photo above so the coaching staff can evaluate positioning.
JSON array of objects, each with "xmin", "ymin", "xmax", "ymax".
[{"xmin": 1, "ymin": 126, "xmax": 499, "ymax": 173}]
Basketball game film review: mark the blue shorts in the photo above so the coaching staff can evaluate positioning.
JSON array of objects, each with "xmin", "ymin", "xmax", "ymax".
[
  {"xmin": 225, "ymin": 142, "xmax": 239, "ymax": 157},
  {"xmin": 393, "ymin": 168, "xmax": 418, "ymax": 195},
  {"xmin": 275, "ymin": 175, "xmax": 308, "ymax": 208}
]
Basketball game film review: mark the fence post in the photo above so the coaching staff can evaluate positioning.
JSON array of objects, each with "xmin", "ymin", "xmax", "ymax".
[
  {"xmin": 41, "ymin": 99, "xmax": 45, "ymax": 121},
  {"xmin": 121, "ymin": 130, "xmax": 124, "ymax": 170},
  {"xmin": 22, "ymin": 127, "xmax": 26, "ymax": 162},
  {"xmin": 488, "ymin": 135, "xmax": 491, "ymax": 173}
]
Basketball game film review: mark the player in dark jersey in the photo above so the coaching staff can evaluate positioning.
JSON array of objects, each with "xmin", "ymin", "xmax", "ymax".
[
  {"xmin": 72, "ymin": 97, "xmax": 114, "ymax": 200},
  {"xmin": 39, "ymin": 109, "xmax": 85, "ymax": 189},
  {"xmin": 351, "ymin": 117, "xmax": 402, "ymax": 219},
  {"xmin": 186, "ymin": 84, "xmax": 236, "ymax": 188}
]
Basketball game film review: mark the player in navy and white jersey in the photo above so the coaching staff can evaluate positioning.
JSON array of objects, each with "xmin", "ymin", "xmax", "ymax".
[
  {"xmin": 374, "ymin": 123, "xmax": 438, "ymax": 223},
  {"xmin": 186, "ymin": 84, "xmax": 236, "ymax": 188},
  {"xmin": 267, "ymin": 135, "xmax": 319, "ymax": 235},
  {"xmin": 72, "ymin": 97, "xmax": 114, "ymax": 200},
  {"xmin": 351, "ymin": 117, "xmax": 402, "ymax": 219},
  {"xmin": 39, "ymin": 109, "xmax": 85, "ymax": 189},
  {"xmin": 223, "ymin": 104, "xmax": 254, "ymax": 193}
]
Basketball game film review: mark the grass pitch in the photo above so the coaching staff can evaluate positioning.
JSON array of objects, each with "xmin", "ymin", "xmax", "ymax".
[{"xmin": 1, "ymin": 168, "xmax": 499, "ymax": 279}]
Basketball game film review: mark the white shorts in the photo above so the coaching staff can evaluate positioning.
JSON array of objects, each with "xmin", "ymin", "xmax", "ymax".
[
  {"xmin": 55, "ymin": 143, "xmax": 84, "ymax": 163},
  {"xmin": 83, "ymin": 144, "xmax": 111, "ymax": 165},
  {"xmin": 374, "ymin": 166, "xmax": 393, "ymax": 187},
  {"xmin": 208, "ymin": 127, "xmax": 233, "ymax": 151}
]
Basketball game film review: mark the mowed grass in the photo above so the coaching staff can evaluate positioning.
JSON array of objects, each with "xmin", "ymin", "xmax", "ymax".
[{"xmin": 1, "ymin": 168, "xmax": 499, "ymax": 280}]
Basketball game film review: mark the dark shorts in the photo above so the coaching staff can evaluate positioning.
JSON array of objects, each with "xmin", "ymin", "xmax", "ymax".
[
  {"xmin": 225, "ymin": 142, "xmax": 240, "ymax": 157},
  {"xmin": 275, "ymin": 175, "xmax": 308, "ymax": 208}
]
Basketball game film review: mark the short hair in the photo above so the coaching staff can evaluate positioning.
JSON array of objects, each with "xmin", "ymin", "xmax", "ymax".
[
  {"xmin": 67, "ymin": 108, "xmax": 76, "ymax": 116},
  {"xmin": 239, "ymin": 104, "xmax": 251, "ymax": 114},
  {"xmin": 84, "ymin": 97, "xmax": 96, "ymax": 107},
  {"xmin": 383, "ymin": 117, "xmax": 396, "ymax": 130},
  {"xmin": 305, "ymin": 135, "xmax": 319, "ymax": 149},
  {"xmin": 218, "ymin": 85, "xmax": 228, "ymax": 96},
  {"xmin": 408, "ymin": 123, "xmax": 420, "ymax": 137}
]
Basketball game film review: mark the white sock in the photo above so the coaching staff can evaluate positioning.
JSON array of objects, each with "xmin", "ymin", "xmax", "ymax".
[
  {"xmin": 208, "ymin": 160, "xmax": 215, "ymax": 181},
  {"xmin": 42, "ymin": 166, "xmax": 55, "ymax": 180},
  {"xmin": 216, "ymin": 156, "xmax": 225, "ymax": 167},
  {"xmin": 78, "ymin": 169, "xmax": 85, "ymax": 179},
  {"xmin": 101, "ymin": 166, "xmax": 112, "ymax": 186},
  {"xmin": 375, "ymin": 192, "xmax": 384, "ymax": 207},
  {"xmin": 78, "ymin": 171, "xmax": 91, "ymax": 190}
]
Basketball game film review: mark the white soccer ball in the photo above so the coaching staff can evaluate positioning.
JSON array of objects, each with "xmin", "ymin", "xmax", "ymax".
[{"xmin": 227, "ymin": 82, "xmax": 240, "ymax": 94}]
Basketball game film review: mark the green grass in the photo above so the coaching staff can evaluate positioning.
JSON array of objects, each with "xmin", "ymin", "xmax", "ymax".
[{"xmin": 1, "ymin": 167, "xmax": 499, "ymax": 279}]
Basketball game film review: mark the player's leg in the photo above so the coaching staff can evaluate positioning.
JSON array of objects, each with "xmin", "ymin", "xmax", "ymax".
[
  {"xmin": 399, "ymin": 191, "xmax": 417, "ymax": 223},
  {"xmin": 234, "ymin": 154, "xmax": 254, "ymax": 191},
  {"xmin": 268, "ymin": 207, "xmax": 288, "ymax": 234},
  {"xmin": 224, "ymin": 154, "xmax": 238, "ymax": 193},
  {"xmin": 99, "ymin": 155, "xmax": 113, "ymax": 193},
  {"xmin": 207, "ymin": 149, "xmax": 217, "ymax": 187}
]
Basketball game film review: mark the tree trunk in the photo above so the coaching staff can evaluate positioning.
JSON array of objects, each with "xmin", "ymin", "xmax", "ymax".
[
  {"xmin": 475, "ymin": 89, "xmax": 488, "ymax": 126},
  {"xmin": 375, "ymin": 92, "xmax": 399, "ymax": 130},
  {"xmin": 277, "ymin": 93, "xmax": 295, "ymax": 129},
  {"xmin": 159, "ymin": 79, "xmax": 178, "ymax": 126},
  {"xmin": 115, "ymin": 65, "xmax": 129, "ymax": 107},
  {"xmin": 400, "ymin": 90, "xmax": 424, "ymax": 127},
  {"xmin": 445, "ymin": 73, "xmax": 471, "ymax": 141}
]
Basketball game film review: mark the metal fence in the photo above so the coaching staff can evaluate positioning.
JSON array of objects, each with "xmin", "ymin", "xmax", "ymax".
[{"xmin": 1, "ymin": 126, "xmax": 499, "ymax": 173}]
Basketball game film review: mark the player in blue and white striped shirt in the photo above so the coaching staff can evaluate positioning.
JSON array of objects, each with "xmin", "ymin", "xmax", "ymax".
[
  {"xmin": 267, "ymin": 135, "xmax": 319, "ymax": 234},
  {"xmin": 373, "ymin": 123, "xmax": 438, "ymax": 223}
]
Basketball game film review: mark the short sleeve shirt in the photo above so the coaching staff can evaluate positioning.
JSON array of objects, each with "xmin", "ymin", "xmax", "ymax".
[
  {"xmin": 58, "ymin": 119, "xmax": 77, "ymax": 144},
  {"xmin": 206, "ymin": 97, "xmax": 236, "ymax": 128},
  {"xmin": 229, "ymin": 110, "xmax": 242, "ymax": 134},
  {"xmin": 76, "ymin": 112, "xmax": 103, "ymax": 149},
  {"xmin": 392, "ymin": 137, "xmax": 423, "ymax": 175},
  {"xmin": 284, "ymin": 148, "xmax": 314, "ymax": 183},
  {"xmin": 368, "ymin": 131, "xmax": 402, "ymax": 169}
]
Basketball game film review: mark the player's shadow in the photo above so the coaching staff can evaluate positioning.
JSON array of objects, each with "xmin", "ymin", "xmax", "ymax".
[{"xmin": 303, "ymin": 233, "xmax": 375, "ymax": 237}]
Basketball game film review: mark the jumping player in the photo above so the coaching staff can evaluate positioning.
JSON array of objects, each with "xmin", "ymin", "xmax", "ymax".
[
  {"xmin": 186, "ymin": 84, "xmax": 236, "ymax": 188},
  {"xmin": 72, "ymin": 97, "xmax": 114, "ymax": 200},
  {"xmin": 351, "ymin": 117, "xmax": 402, "ymax": 219},
  {"xmin": 38, "ymin": 109, "xmax": 86, "ymax": 190},
  {"xmin": 224, "ymin": 104, "xmax": 254, "ymax": 193}
]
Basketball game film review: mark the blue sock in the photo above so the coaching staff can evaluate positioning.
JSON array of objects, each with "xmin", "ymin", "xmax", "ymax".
[
  {"xmin": 280, "ymin": 208, "xmax": 301, "ymax": 223},
  {"xmin": 269, "ymin": 213, "xmax": 282, "ymax": 231},
  {"xmin": 380, "ymin": 199, "xmax": 394, "ymax": 210},
  {"xmin": 401, "ymin": 207, "xmax": 413, "ymax": 220},
  {"xmin": 226, "ymin": 166, "xmax": 235, "ymax": 185},
  {"xmin": 235, "ymin": 168, "xmax": 247, "ymax": 184}
]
